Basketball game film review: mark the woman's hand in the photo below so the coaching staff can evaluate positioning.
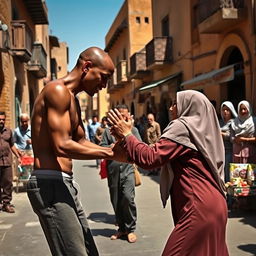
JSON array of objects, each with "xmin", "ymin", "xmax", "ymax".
[{"xmin": 108, "ymin": 109, "xmax": 133, "ymax": 139}]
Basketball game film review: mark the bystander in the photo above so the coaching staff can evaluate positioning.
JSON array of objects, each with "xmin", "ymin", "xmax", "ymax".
[{"xmin": 0, "ymin": 111, "xmax": 21, "ymax": 213}]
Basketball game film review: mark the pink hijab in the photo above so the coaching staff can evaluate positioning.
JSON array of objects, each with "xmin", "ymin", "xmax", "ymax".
[{"xmin": 160, "ymin": 90, "xmax": 225, "ymax": 207}]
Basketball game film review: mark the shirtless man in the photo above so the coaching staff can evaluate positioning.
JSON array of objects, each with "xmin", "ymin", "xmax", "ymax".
[{"xmin": 27, "ymin": 47, "xmax": 115, "ymax": 256}]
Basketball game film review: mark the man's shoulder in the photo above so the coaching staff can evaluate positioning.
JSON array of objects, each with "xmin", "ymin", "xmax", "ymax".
[
  {"xmin": 44, "ymin": 80, "xmax": 68, "ymax": 94},
  {"xmin": 43, "ymin": 80, "xmax": 72, "ymax": 106},
  {"xmin": 154, "ymin": 121, "xmax": 160, "ymax": 127},
  {"xmin": 3, "ymin": 127, "xmax": 12, "ymax": 135},
  {"xmin": 132, "ymin": 126, "xmax": 139, "ymax": 133}
]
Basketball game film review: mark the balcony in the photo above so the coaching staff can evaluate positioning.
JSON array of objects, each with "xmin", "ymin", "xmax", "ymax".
[
  {"xmin": 27, "ymin": 42, "xmax": 47, "ymax": 78},
  {"xmin": 194, "ymin": 0, "xmax": 246, "ymax": 34},
  {"xmin": 11, "ymin": 20, "xmax": 33, "ymax": 62},
  {"xmin": 146, "ymin": 37, "xmax": 173, "ymax": 70},
  {"xmin": 116, "ymin": 60, "xmax": 128, "ymax": 86},
  {"xmin": 130, "ymin": 51, "xmax": 151, "ymax": 79},
  {"xmin": 23, "ymin": 0, "xmax": 48, "ymax": 24}
]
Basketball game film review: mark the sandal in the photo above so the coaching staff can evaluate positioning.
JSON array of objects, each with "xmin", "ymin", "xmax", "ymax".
[
  {"xmin": 110, "ymin": 231, "xmax": 126, "ymax": 240},
  {"xmin": 127, "ymin": 232, "xmax": 137, "ymax": 243}
]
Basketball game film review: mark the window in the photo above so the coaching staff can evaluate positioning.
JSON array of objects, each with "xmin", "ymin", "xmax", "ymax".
[
  {"xmin": 161, "ymin": 15, "xmax": 169, "ymax": 36},
  {"xmin": 144, "ymin": 17, "xmax": 149, "ymax": 24},
  {"xmin": 136, "ymin": 17, "xmax": 141, "ymax": 24}
]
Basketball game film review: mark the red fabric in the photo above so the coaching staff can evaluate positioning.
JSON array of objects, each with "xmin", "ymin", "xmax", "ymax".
[
  {"xmin": 99, "ymin": 159, "xmax": 108, "ymax": 179},
  {"xmin": 124, "ymin": 135, "xmax": 229, "ymax": 256},
  {"xmin": 21, "ymin": 156, "xmax": 34, "ymax": 166}
]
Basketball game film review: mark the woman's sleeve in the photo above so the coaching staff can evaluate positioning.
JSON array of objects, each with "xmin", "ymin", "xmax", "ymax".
[{"xmin": 123, "ymin": 135, "xmax": 186, "ymax": 169}]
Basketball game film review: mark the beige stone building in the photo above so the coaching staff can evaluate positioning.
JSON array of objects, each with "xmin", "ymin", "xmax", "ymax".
[
  {"xmin": 98, "ymin": 0, "xmax": 153, "ymax": 120},
  {"xmin": 0, "ymin": 0, "xmax": 68, "ymax": 129},
  {"xmin": 101, "ymin": 0, "xmax": 256, "ymax": 130}
]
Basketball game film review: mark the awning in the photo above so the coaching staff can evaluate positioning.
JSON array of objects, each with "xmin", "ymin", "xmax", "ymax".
[
  {"xmin": 139, "ymin": 72, "xmax": 181, "ymax": 91},
  {"xmin": 181, "ymin": 64, "xmax": 235, "ymax": 89}
]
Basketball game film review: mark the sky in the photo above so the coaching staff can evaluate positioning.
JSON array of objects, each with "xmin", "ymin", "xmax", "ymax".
[{"xmin": 46, "ymin": 0, "xmax": 124, "ymax": 71}]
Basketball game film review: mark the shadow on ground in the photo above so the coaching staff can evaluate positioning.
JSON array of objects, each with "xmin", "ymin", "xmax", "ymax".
[
  {"xmin": 82, "ymin": 164, "xmax": 98, "ymax": 168},
  {"xmin": 87, "ymin": 212, "xmax": 116, "ymax": 225},
  {"xmin": 237, "ymin": 244, "xmax": 256, "ymax": 255},
  {"xmin": 91, "ymin": 228, "xmax": 123, "ymax": 238},
  {"xmin": 228, "ymin": 209, "xmax": 256, "ymax": 229}
]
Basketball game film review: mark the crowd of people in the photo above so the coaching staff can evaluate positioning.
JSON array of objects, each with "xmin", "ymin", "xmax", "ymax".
[
  {"xmin": 2, "ymin": 45, "xmax": 255, "ymax": 255},
  {"xmin": 219, "ymin": 100, "xmax": 256, "ymax": 179}
]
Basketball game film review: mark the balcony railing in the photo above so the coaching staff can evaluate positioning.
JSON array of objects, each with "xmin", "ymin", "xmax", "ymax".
[
  {"xmin": 116, "ymin": 60, "xmax": 128, "ymax": 85},
  {"xmin": 146, "ymin": 37, "xmax": 173, "ymax": 70},
  {"xmin": 130, "ymin": 51, "xmax": 151, "ymax": 79},
  {"xmin": 194, "ymin": 0, "xmax": 245, "ymax": 33},
  {"xmin": 28, "ymin": 42, "xmax": 47, "ymax": 78},
  {"xmin": 11, "ymin": 20, "xmax": 33, "ymax": 62}
]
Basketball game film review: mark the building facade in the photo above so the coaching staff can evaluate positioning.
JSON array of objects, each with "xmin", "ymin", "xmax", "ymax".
[
  {"xmin": 101, "ymin": 0, "xmax": 153, "ymax": 119},
  {"xmin": 100, "ymin": 0, "xmax": 255, "ymax": 130},
  {"xmin": 0, "ymin": 0, "xmax": 68, "ymax": 129}
]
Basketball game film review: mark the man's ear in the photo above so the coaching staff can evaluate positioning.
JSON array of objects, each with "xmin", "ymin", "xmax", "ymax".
[{"xmin": 82, "ymin": 61, "xmax": 92, "ymax": 73}]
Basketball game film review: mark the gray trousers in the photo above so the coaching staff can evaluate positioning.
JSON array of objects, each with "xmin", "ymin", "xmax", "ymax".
[
  {"xmin": 109, "ymin": 169, "xmax": 137, "ymax": 233},
  {"xmin": 27, "ymin": 170, "xmax": 98, "ymax": 256}
]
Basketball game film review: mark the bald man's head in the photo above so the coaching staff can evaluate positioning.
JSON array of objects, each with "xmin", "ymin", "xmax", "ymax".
[
  {"xmin": 77, "ymin": 47, "xmax": 112, "ymax": 69},
  {"xmin": 147, "ymin": 113, "xmax": 155, "ymax": 125}
]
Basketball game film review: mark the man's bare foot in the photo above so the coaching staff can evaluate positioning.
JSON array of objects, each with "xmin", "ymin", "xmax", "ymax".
[
  {"xmin": 110, "ymin": 231, "xmax": 126, "ymax": 240},
  {"xmin": 127, "ymin": 232, "xmax": 137, "ymax": 243}
]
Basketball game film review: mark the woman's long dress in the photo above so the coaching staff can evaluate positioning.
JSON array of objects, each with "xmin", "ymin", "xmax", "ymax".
[{"xmin": 124, "ymin": 136, "xmax": 228, "ymax": 256}]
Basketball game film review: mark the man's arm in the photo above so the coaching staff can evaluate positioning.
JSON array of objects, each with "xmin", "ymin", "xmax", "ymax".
[
  {"xmin": 44, "ymin": 85, "xmax": 113, "ymax": 160},
  {"xmin": 156, "ymin": 123, "xmax": 161, "ymax": 139},
  {"xmin": 132, "ymin": 127, "xmax": 142, "ymax": 141}
]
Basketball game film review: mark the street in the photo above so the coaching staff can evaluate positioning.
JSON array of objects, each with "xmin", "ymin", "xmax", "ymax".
[{"xmin": 0, "ymin": 160, "xmax": 256, "ymax": 256}]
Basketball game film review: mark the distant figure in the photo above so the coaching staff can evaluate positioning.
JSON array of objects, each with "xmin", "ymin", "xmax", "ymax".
[
  {"xmin": 88, "ymin": 115, "xmax": 101, "ymax": 168},
  {"xmin": 13, "ymin": 113, "xmax": 33, "ymax": 155},
  {"xmin": 95, "ymin": 116, "xmax": 108, "ymax": 145},
  {"xmin": 27, "ymin": 47, "xmax": 121, "ymax": 256},
  {"xmin": 219, "ymin": 101, "xmax": 237, "ymax": 182},
  {"xmin": 100, "ymin": 104, "xmax": 141, "ymax": 243},
  {"xmin": 0, "ymin": 111, "xmax": 21, "ymax": 213},
  {"xmin": 231, "ymin": 100, "xmax": 256, "ymax": 163},
  {"xmin": 88, "ymin": 115, "xmax": 101, "ymax": 143},
  {"xmin": 144, "ymin": 113, "xmax": 161, "ymax": 175}
]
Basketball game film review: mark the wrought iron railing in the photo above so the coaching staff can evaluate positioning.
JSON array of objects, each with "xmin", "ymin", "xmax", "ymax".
[
  {"xmin": 146, "ymin": 37, "xmax": 173, "ymax": 67},
  {"xmin": 194, "ymin": 0, "xmax": 244, "ymax": 25}
]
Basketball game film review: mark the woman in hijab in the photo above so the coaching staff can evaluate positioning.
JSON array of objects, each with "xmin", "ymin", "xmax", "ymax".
[
  {"xmin": 220, "ymin": 101, "xmax": 237, "ymax": 182},
  {"xmin": 230, "ymin": 100, "xmax": 256, "ymax": 163},
  {"xmin": 108, "ymin": 90, "xmax": 228, "ymax": 256}
]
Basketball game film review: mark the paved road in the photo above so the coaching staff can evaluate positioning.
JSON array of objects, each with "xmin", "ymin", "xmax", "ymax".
[{"xmin": 0, "ymin": 160, "xmax": 255, "ymax": 255}]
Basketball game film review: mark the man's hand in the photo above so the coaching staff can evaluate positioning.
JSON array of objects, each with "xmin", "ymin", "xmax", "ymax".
[
  {"xmin": 111, "ymin": 142, "xmax": 132, "ymax": 163},
  {"xmin": 107, "ymin": 109, "xmax": 133, "ymax": 139}
]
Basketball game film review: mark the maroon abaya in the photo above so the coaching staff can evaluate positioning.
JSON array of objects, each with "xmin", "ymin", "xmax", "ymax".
[{"xmin": 124, "ymin": 136, "xmax": 229, "ymax": 256}]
